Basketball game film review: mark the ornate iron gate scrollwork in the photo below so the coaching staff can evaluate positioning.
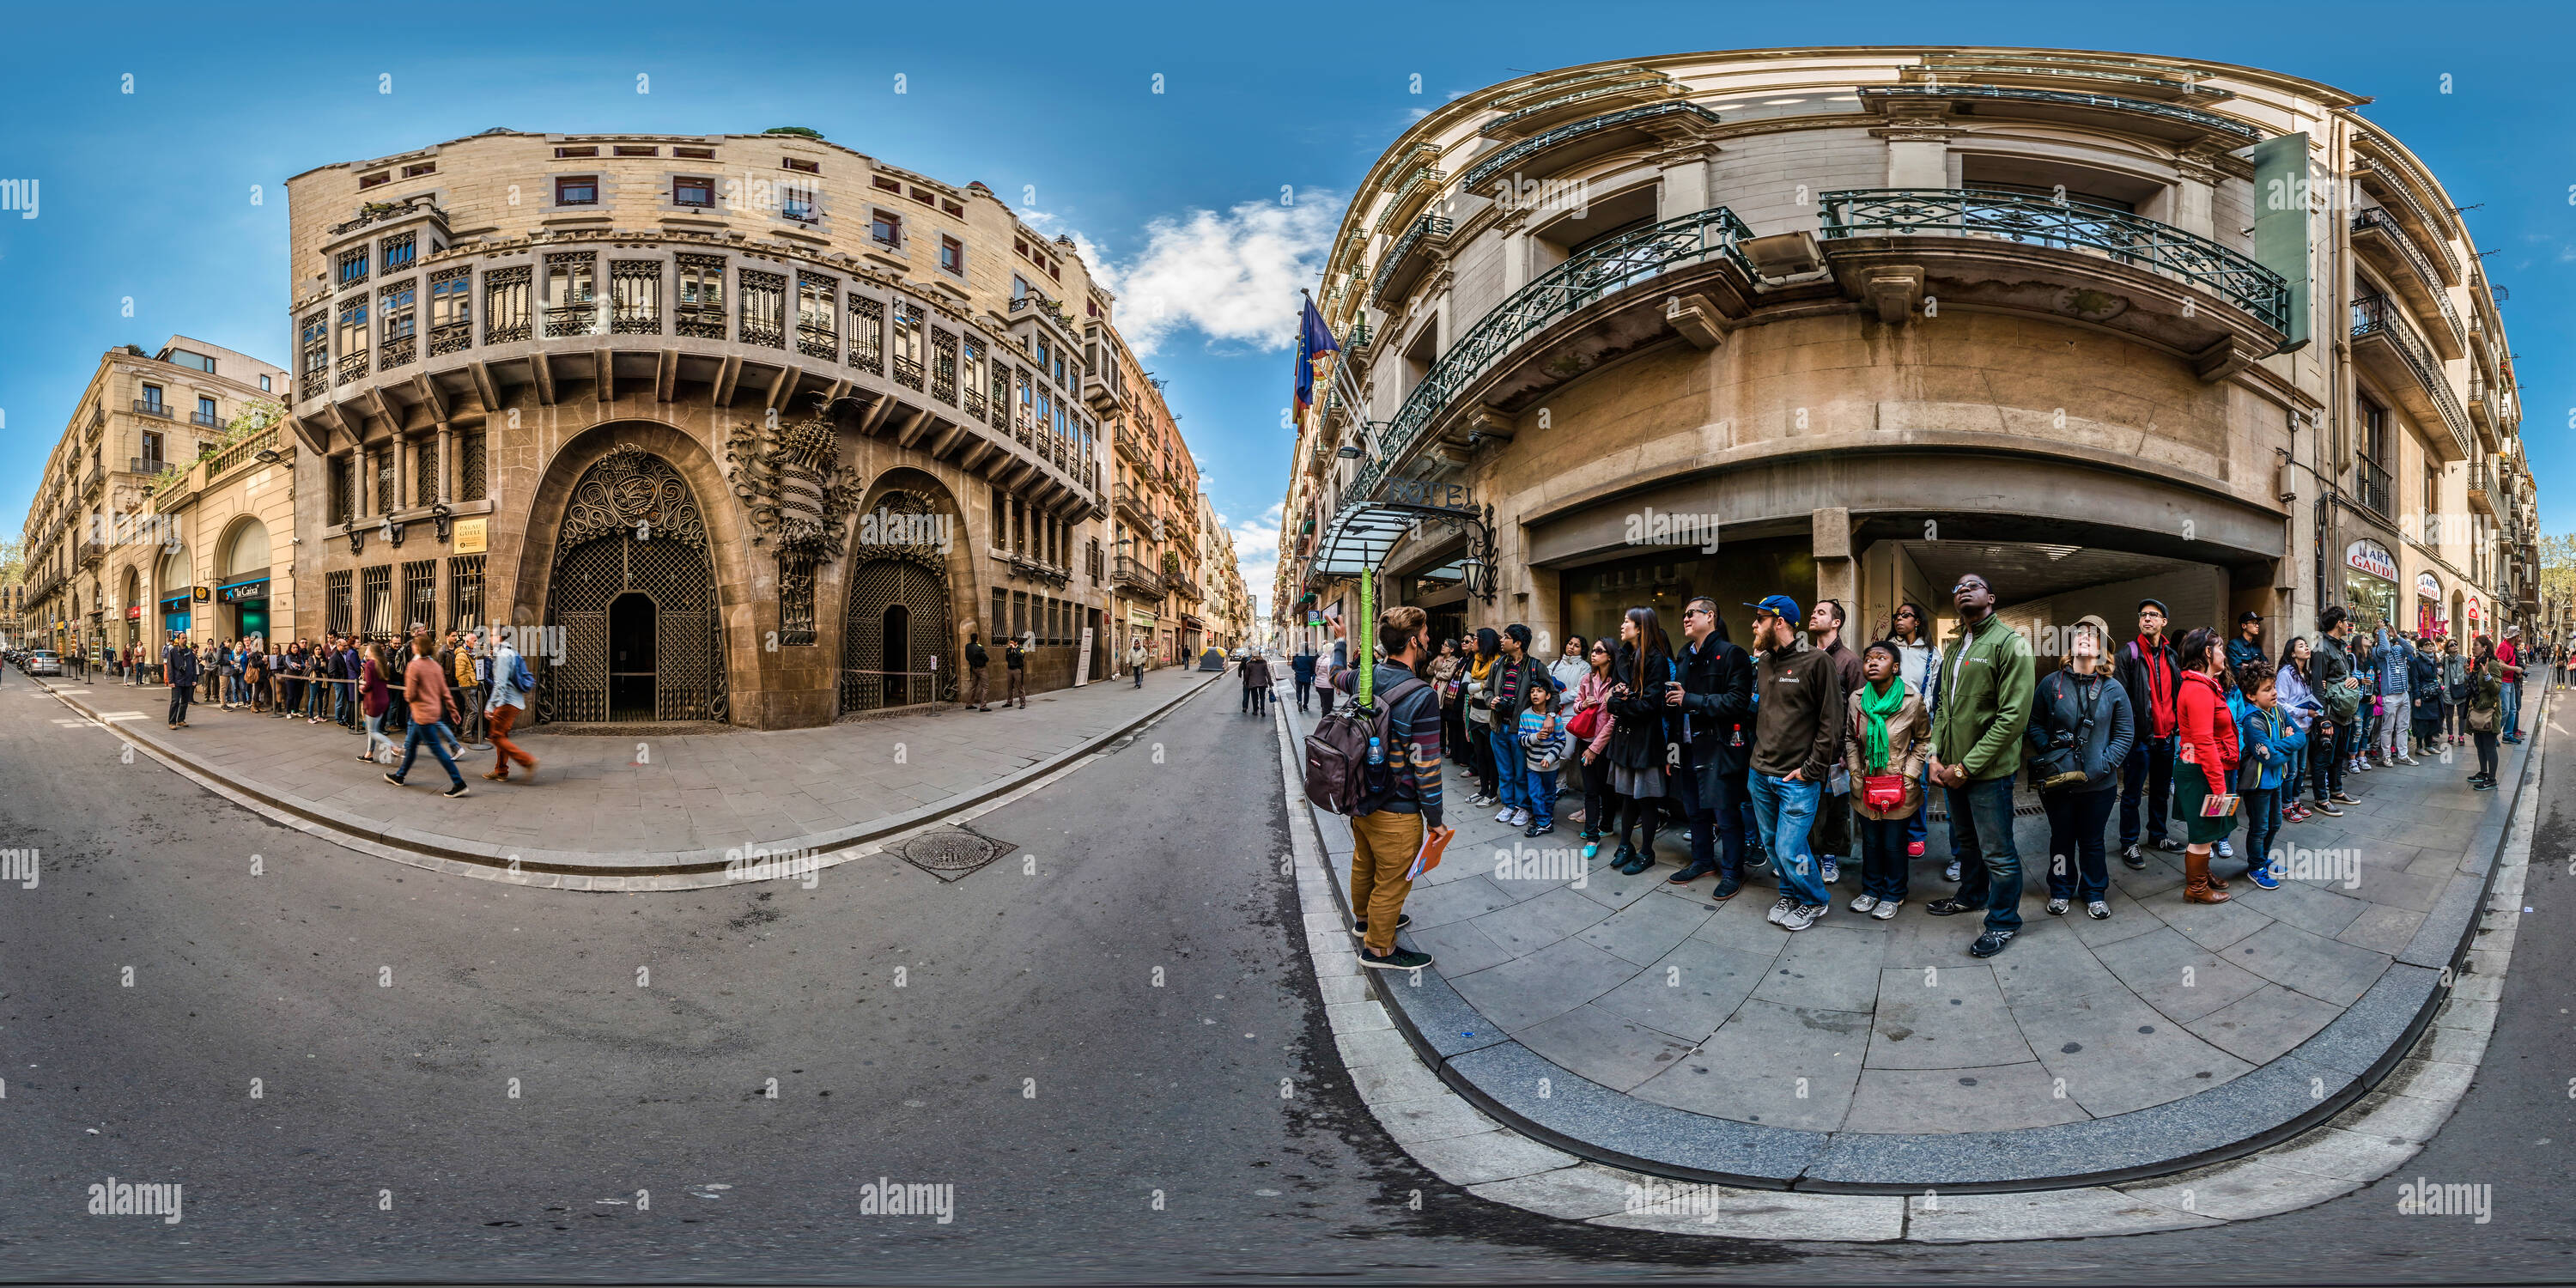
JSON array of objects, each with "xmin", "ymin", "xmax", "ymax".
[
  {"xmin": 839, "ymin": 489, "xmax": 956, "ymax": 714},
  {"xmin": 538, "ymin": 445, "xmax": 728, "ymax": 724}
]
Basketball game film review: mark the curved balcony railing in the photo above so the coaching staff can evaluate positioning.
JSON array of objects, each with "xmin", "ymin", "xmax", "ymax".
[
  {"xmin": 2354, "ymin": 158, "xmax": 2462, "ymax": 281},
  {"xmin": 2350, "ymin": 294, "xmax": 2471, "ymax": 457},
  {"xmin": 2352, "ymin": 209, "xmax": 2465, "ymax": 350},
  {"xmin": 1368, "ymin": 214, "xmax": 1451, "ymax": 305},
  {"xmin": 1461, "ymin": 101, "xmax": 1721, "ymax": 192},
  {"xmin": 1819, "ymin": 188, "xmax": 2289, "ymax": 333},
  {"xmin": 1859, "ymin": 85, "xmax": 2257, "ymax": 143},
  {"xmin": 1352, "ymin": 205, "xmax": 1753, "ymax": 500}
]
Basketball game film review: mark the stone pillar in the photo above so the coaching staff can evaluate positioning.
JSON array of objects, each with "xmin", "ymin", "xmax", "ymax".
[
  {"xmin": 354, "ymin": 447, "xmax": 369, "ymax": 520},
  {"xmin": 2172, "ymin": 148, "xmax": 2222, "ymax": 240},
  {"xmin": 1813, "ymin": 506, "xmax": 1856, "ymax": 623},
  {"xmin": 1655, "ymin": 150, "xmax": 1712, "ymax": 222},
  {"xmin": 1886, "ymin": 140, "xmax": 1948, "ymax": 189},
  {"xmin": 436, "ymin": 423, "xmax": 453, "ymax": 504}
]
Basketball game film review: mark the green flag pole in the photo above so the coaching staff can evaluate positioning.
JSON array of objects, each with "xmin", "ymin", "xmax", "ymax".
[{"xmin": 1357, "ymin": 566, "xmax": 1375, "ymax": 707}]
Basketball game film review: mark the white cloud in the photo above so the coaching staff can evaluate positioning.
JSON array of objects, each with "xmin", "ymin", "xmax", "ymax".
[{"xmin": 1086, "ymin": 195, "xmax": 1340, "ymax": 355}]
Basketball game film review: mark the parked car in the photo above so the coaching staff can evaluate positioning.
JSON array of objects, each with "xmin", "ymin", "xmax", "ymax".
[{"xmin": 26, "ymin": 650, "xmax": 61, "ymax": 676}]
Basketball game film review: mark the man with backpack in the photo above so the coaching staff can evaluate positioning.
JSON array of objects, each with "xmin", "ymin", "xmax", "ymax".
[
  {"xmin": 1319, "ymin": 605, "xmax": 1445, "ymax": 971},
  {"xmin": 483, "ymin": 634, "xmax": 540, "ymax": 784},
  {"xmin": 2311, "ymin": 607, "xmax": 2365, "ymax": 808},
  {"xmin": 2114, "ymin": 598, "xmax": 2183, "ymax": 868}
]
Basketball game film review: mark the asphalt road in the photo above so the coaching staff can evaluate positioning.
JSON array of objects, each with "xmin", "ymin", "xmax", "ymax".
[{"xmin": 0, "ymin": 667, "xmax": 2567, "ymax": 1283}]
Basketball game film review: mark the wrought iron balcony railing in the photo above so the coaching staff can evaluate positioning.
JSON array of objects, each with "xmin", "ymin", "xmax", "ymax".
[
  {"xmin": 1352, "ymin": 204, "xmax": 1753, "ymax": 500},
  {"xmin": 133, "ymin": 399, "xmax": 172, "ymax": 419},
  {"xmin": 1858, "ymin": 85, "xmax": 2257, "ymax": 143},
  {"xmin": 2350, "ymin": 294, "xmax": 2472, "ymax": 457},
  {"xmin": 129, "ymin": 456, "xmax": 167, "ymax": 477},
  {"xmin": 1819, "ymin": 188, "xmax": 2289, "ymax": 332},
  {"xmin": 2355, "ymin": 457, "xmax": 2392, "ymax": 519},
  {"xmin": 1369, "ymin": 214, "xmax": 1453, "ymax": 304},
  {"xmin": 2352, "ymin": 209, "xmax": 2465, "ymax": 349},
  {"xmin": 1462, "ymin": 102, "xmax": 1722, "ymax": 192},
  {"xmin": 189, "ymin": 409, "xmax": 224, "ymax": 429}
]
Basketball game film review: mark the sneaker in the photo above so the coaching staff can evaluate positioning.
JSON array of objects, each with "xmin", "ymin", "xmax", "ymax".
[
  {"xmin": 2248, "ymin": 862, "xmax": 2281, "ymax": 890},
  {"xmin": 2086, "ymin": 901, "xmax": 2111, "ymax": 920},
  {"xmin": 1666, "ymin": 863, "xmax": 1714, "ymax": 885},
  {"xmin": 2152, "ymin": 837, "xmax": 2185, "ymax": 854},
  {"xmin": 1849, "ymin": 894, "xmax": 1880, "ymax": 914},
  {"xmin": 1944, "ymin": 859, "xmax": 1963, "ymax": 882},
  {"xmin": 1710, "ymin": 875, "xmax": 1744, "ymax": 902},
  {"xmin": 1349, "ymin": 913, "xmax": 1413, "ymax": 937},
  {"xmin": 2046, "ymin": 897, "xmax": 2070, "ymax": 915},
  {"xmin": 1907, "ymin": 841, "xmax": 1926, "ymax": 860},
  {"xmin": 1747, "ymin": 850, "xmax": 1770, "ymax": 871},
  {"xmin": 2310, "ymin": 799, "xmax": 2345, "ymax": 817},
  {"xmin": 1495, "ymin": 806, "xmax": 1515, "ymax": 824},
  {"xmin": 382, "ymin": 773, "xmax": 404, "ymax": 787},
  {"xmin": 1466, "ymin": 793, "xmax": 1492, "ymax": 808},
  {"xmin": 2330, "ymin": 791, "xmax": 2360, "ymax": 805},
  {"xmin": 1766, "ymin": 897, "xmax": 1795, "ymax": 926},
  {"xmin": 1359, "ymin": 946, "xmax": 1434, "ymax": 971},
  {"xmin": 1968, "ymin": 928, "xmax": 2016, "ymax": 957},
  {"xmin": 2473, "ymin": 777, "xmax": 2496, "ymax": 792},
  {"xmin": 1510, "ymin": 808, "xmax": 1532, "ymax": 829},
  {"xmin": 2214, "ymin": 839, "xmax": 2234, "ymax": 861},
  {"xmin": 1582, "ymin": 841, "xmax": 1601, "ymax": 860},
  {"xmin": 1923, "ymin": 897, "xmax": 1976, "ymax": 917},
  {"xmin": 2119, "ymin": 843, "xmax": 2147, "ymax": 871},
  {"xmin": 1522, "ymin": 822, "xmax": 1554, "ymax": 838},
  {"xmin": 1870, "ymin": 898, "xmax": 1901, "ymax": 920},
  {"xmin": 1779, "ymin": 902, "xmax": 1826, "ymax": 932},
  {"xmin": 442, "ymin": 783, "xmax": 471, "ymax": 799},
  {"xmin": 1820, "ymin": 857, "xmax": 1840, "ymax": 885}
]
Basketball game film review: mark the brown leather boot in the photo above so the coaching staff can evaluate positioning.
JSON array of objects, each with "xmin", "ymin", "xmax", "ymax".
[{"xmin": 2184, "ymin": 848, "xmax": 2230, "ymax": 903}]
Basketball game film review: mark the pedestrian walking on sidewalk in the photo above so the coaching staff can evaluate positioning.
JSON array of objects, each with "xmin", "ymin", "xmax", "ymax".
[
  {"xmin": 1604, "ymin": 611, "xmax": 1675, "ymax": 874},
  {"xmin": 2171, "ymin": 628, "xmax": 2240, "ymax": 904},
  {"xmin": 2116, "ymin": 598, "xmax": 2184, "ymax": 866},
  {"xmin": 1923, "ymin": 574, "xmax": 2037, "ymax": 957},
  {"xmin": 2467, "ymin": 636, "xmax": 2505, "ymax": 789},
  {"xmin": 1663, "ymin": 598, "xmax": 1754, "ymax": 896},
  {"xmin": 1241, "ymin": 650, "xmax": 1273, "ymax": 715},
  {"xmin": 963, "ymin": 632, "xmax": 991, "ymax": 711},
  {"xmin": 278, "ymin": 642, "xmax": 305, "ymax": 716},
  {"xmin": 2029, "ymin": 616, "xmax": 2133, "ymax": 920},
  {"xmin": 483, "ymin": 634, "xmax": 539, "ymax": 784},
  {"xmin": 1327, "ymin": 605, "xmax": 1444, "ymax": 972},
  {"xmin": 1128, "ymin": 639, "xmax": 1147, "ymax": 689},
  {"xmin": 1846, "ymin": 639, "xmax": 1929, "ymax": 920},
  {"xmin": 2409, "ymin": 636, "xmax": 2444, "ymax": 758},
  {"xmin": 2498, "ymin": 629, "xmax": 2526, "ymax": 744},
  {"xmin": 2231, "ymin": 659, "xmax": 2294, "ymax": 890},
  {"xmin": 2369, "ymin": 626, "xmax": 2415, "ymax": 766},
  {"xmin": 1746, "ymin": 595, "xmax": 1839, "ymax": 930},
  {"xmin": 1003, "ymin": 636, "xmax": 1028, "ymax": 708},
  {"xmin": 2443, "ymin": 636, "xmax": 2469, "ymax": 747},
  {"xmin": 2312, "ymin": 607, "xmax": 2365, "ymax": 805},
  {"xmin": 163, "ymin": 635, "xmax": 198, "ymax": 729},
  {"xmin": 1291, "ymin": 642, "xmax": 1319, "ymax": 714},
  {"xmin": 358, "ymin": 643, "xmax": 398, "ymax": 765},
  {"xmin": 384, "ymin": 636, "xmax": 469, "ymax": 798},
  {"xmin": 1461, "ymin": 631, "xmax": 1499, "ymax": 803}
]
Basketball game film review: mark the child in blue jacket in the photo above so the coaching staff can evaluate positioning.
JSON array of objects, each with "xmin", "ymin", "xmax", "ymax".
[{"xmin": 2229, "ymin": 659, "xmax": 2299, "ymax": 890}]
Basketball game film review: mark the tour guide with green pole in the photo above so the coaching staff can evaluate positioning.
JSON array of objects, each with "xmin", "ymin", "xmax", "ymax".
[{"xmin": 1297, "ymin": 495, "xmax": 1502, "ymax": 708}]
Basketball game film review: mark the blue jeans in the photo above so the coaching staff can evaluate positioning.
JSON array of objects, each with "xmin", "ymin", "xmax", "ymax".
[
  {"xmin": 2242, "ymin": 787, "xmax": 2281, "ymax": 878},
  {"xmin": 1525, "ymin": 767, "xmax": 1559, "ymax": 829},
  {"xmin": 2120, "ymin": 734, "xmax": 2175, "ymax": 848},
  {"xmin": 2502, "ymin": 679, "xmax": 2521, "ymax": 736},
  {"xmin": 1675, "ymin": 746, "xmax": 1746, "ymax": 879},
  {"xmin": 2040, "ymin": 787, "xmax": 2113, "ymax": 902},
  {"xmin": 1750, "ymin": 772, "xmax": 1827, "ymax": 906},
  {"xmin": 1905, "ymin": 762, "xmax": 1931, "ymax": 852},
  {"xmin": 393, "ymin": 717, "xmax": 465, "ymax": 789},
  {"xmin": 1947, "ymin": 775, "xmax": 2024, "ymax": 933},
  {"xmin": 1858, "ymin": 814, "xmax": 1911, "ymax": 902},
  {"xmin": 1491, "ymin": 728, "xmax": 1530, "ymax": 812}
]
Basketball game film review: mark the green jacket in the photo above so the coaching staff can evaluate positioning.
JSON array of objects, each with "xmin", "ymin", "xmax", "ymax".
[{"xmin": 1932, "ymin": 613, "xmax": 2036, "ymax": 781}]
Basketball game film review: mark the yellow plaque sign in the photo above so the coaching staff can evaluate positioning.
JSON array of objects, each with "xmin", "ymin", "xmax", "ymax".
[{"xmin": 454, "ymin": 517, "xmax": 489, "ymax": 554}]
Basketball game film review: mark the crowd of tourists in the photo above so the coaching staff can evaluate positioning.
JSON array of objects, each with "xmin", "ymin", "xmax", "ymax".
[{"xmin": 1314, "ymin": 579, "xmax": 2531, "ymax": 970}]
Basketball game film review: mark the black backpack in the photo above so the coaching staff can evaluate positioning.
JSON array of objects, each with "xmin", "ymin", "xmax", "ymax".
[{"xmin": 1303, "ymin": 677, "xmax": 1429, "ymax": 816}]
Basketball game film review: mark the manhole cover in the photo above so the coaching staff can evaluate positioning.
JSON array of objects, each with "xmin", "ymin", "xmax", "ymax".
[{"xmin": 890, "ymin": 826, "xmax": 1012, "ymax": 880}]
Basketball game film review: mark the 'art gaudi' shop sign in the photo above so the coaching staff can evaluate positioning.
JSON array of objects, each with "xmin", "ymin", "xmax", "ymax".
[{"xmin": 2344, "ymin": 540, "xmax": 2397, "ymax": 581}]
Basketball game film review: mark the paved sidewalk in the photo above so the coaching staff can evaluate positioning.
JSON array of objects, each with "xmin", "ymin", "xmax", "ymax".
[
  {"xmin": 33, "ymin": 665, "xmax": 1225, "ymax": 877},
  {"xmin": 1280, "ymin": 684, "xmax": 2537, "ymax": 1185}
]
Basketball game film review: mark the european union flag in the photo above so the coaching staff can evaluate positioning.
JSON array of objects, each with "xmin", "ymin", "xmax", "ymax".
[{"xmin": 1293, "ymin": 294, "xmax": 1340, "ymax": 413}]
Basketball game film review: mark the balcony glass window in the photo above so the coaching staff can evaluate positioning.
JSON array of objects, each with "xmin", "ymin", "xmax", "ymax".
[
  {"xmin": 676, "ymin": 254, "xmax": 726, "ymax": 339},
  {"xmin": 381, "ymin": 231, "xmax": 416, "ymax": 270},
  {"xmin": 672, "ymin": 175, "xmax": 714, "ymax": 209},
  {"xmin": 300, "ymin": 311, "xmax": 327, "ymax": 392},
  {"xmin": 337, "ymin": 249, "xmax": 369, "ymax": 287},
  {"xmin": 429, "ymin": 270, "xmax": 472, "ymax": 337},
  {"xmin": 196, "ymin": 395, "xmax": 217, "ymax": 427},
  {"xmin": 544, "ymin": 254, "xmax": 598, "ymax": 337},
  {"xmin": 611, "ymin": 260, "xmax": 661, "ymax": 334},
  {"xmin": 872, "ymin": 210, "xmax": 902, "ymax": 248},
  {"xmin": 939, "ymin": 236, "xmax": 964, "ymax": 274},
  {"xmin": 141, "ymin": 383, "xmax": 165, "ymax": 411},
  {"xmin": 555, "ymin": 174, "xmax": 599, "ymax": 206},
  {"xmin": 381, "ymin": 280, "xmax": 416, "ymax": 342}
]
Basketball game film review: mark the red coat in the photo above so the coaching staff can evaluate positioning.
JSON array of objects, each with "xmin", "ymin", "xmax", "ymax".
[{"xmin": 2175, "ymin": 669, "xmax": 2239, "ymax": 793}]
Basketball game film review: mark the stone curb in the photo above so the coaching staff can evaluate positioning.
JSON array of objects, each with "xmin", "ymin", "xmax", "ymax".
[
  {"xmin": 32, "ymin": 669, "xmax": 1227, "ymax": 888},
  {"xmin": 1272, "ymin": 688, "xmax": 2544, "ymax": 1215}
]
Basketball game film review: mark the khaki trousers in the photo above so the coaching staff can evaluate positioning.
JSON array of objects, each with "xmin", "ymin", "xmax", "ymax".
[
  {"xmin": 1348, "ymin": 809, "xmax": 1425, "ymax": 957},
  {"xmin": 965, "ymin": 668, "xmax": 987, "ymax": 708}
]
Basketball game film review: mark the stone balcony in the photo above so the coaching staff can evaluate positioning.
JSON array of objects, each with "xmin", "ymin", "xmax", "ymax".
[
  {"xmin": 288, "ymin": 228, "xmax": 1105, "ymax": 522},
  {"xmin": 2349, "ymin": 294, "xmax": 2472, "ymax": 462},
  {"xmin": 2352, "ymin": 209, "xmax": 2465, "ymax": 361}
]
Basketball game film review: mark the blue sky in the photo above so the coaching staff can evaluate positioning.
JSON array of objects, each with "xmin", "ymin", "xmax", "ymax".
[{"xmin": 4, "ymin": 1, "xmax": 2570, "ymax": 619}]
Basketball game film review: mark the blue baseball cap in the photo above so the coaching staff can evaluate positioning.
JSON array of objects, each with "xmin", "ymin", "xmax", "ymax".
[{"xmin": 1747, "ymin": 594, "xmax": 1801, "ymax": 622}]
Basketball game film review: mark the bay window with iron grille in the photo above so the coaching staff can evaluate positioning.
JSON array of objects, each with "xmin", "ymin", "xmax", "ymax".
[
  {"xmin": 378, "ymin": 277, "xmax": 417, "ymax": 370},
  {"xmin": 456, "ymin": 430, "xmax": 487, "ymax": 503},
  {"xmin": 544, "ymin": 252, "xmax": 598, "ymax": 337},
  {"xmin": 611, "ymin": 260, "xmax": 662, "ymax": 334},
  {"xmin": 335, "ymin": 297, "xmax": 369, "ymax": 385},
  {"xmin": 428, "ymin": 267, "xmax": 472, "ymax": 355},
  {"xmin": 796, "ymin": 273, "xmax": 837, "ymax": 360},
  {"xmin": 675, "ymin": 254, "xmax": 725, "ymax": 339},
  {"xmin": 890, "ymin": 300, "xmax": 924, "ymax": 389},
  {"xmin": 2357, "ymin": 396, "xmax": 2393, "ymax": 518},
  {"xmin": 739, "ymin": 270, "xmax": 786, "ymax": 349},
  {"xmin": 298, "ymin": 310, "xmax": 328, "ymax": 399}
]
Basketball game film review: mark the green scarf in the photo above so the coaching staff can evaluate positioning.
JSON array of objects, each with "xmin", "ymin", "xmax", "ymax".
[{"xmin": 1861, "ymin": 676, "xmax": 1906, "ymax": 770}]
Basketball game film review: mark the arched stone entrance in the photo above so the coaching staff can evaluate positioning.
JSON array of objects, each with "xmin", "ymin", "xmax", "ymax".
[
  {"xmin": 838, "ymin": 489, "xmax": 955, "ymax": 714},
  {"xmin": 538, "ymin": 445, "xmax": 728, "ymax": 724}
]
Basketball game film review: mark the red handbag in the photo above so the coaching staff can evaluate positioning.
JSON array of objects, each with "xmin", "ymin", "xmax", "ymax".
[
  {"xmin": 1862, "ymin": 774, "xmax": 1905, "ymax": 811},
  {"xmin": 1566, "ymin": 702, "xmax": 1603, "ymax": 742}
]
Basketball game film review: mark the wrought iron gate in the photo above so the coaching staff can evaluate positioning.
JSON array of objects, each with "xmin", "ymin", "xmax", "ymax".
[
  {"xmin": 538, "ymin": 446, "xmax": 729, "ymax": 724},
  {"xmin": 840, "ymin": 556, "xmax": 954, "ymax": 713}
]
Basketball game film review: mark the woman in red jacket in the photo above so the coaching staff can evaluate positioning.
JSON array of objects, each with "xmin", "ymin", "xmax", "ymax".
[{"xmin": 2171, "ymin": 627, "xmax": 2241, "ymax": 904}]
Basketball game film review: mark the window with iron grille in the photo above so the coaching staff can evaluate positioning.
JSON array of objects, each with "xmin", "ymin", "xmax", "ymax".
[
  {"xmin": 847, "ymin": 295, "xmax": 884, "ymax": 374},
  {"xmin": 337, "ymin": 248, "xmax": 369, "ymax": 288},
  {"xmin": 738, "ymin": 270, "xmax": 786, "ymax": 348},
  {"xmin": 381, "ymin": 231, "xmax": 416, "ymax": 272},
  {"xmin": 336, "ymin": 297, "xmax": 369, "ymax": 383},
  {"xmin": 483, "ymin": 265, "xmax": 532, "ymax": 343},
  {"xmin": 611, "ymin": 260, "xmax": 662, "ymax": 334},
  {"xmin": 375, "ymin": 448, "xmax": 396, "ymax": 514},
  {"xmin": 326, "ymin": 570, "xmax": 354, "ymax": 636},
  {"xmin": 988, "ymin": 362, "xmax": 1011, "ymax": 428},
  {"xmin": 1088, "ymin": 538, "xmax": 1103, "ymax": 586},
  {"xmin": 403, "ymin": 559, "xmax": 436, "ymax": 634},
  {"xmin": 796, "ymin": 273, "xmax": 837, "ymax": 360},
  {"xmin": 299, "ymin": 311, "xmax": 328, "ymax": 398},
  {"xmin": 378, "ymin": 277, "xmax": 417, "ymax": 370},
  {"xmin": 992, "ymin": 587, "xmax": 1007, "ymax": 643},
  {"xmin": 962, "ymin": 337, "xmax": 987, "ymax": 419},
  {"xmin": 890, "ymin": 301, "xmax": 924, "ymax": 389},
  {"xmin": 448, "ymin": 554, "xmax": 485, "ymax": 630},
  {"xmin": 457, "ymin": 431, "xmax": 487, "ymax": 503},
  {"xmin": 931, "ymin": 327, "xmax": 957, "ymax": 404},
  {"xmin": 361, "ymin": 565, "xmax": 392, "ymax": 640},
  {"xmin": 544, "ymin": 252, "xmax": 598, "ymax": 337},
  {"xmin": 1011, "ymin": 590, "xmax": 1026, "ymax": 641},
  {"xmin": 428, "ymin": 267, "xmax": 472, "ymax": 355},
  {"xmin": 415, "ymin": 437, "xmax": 439, "ymax": 506},
  {"xmin": 676, "ymin": 254, "xmax": 726, "ymax": 339},
  {"xmin": 331, "ymin": 454, "xmax": 355, "ymax": 526}
]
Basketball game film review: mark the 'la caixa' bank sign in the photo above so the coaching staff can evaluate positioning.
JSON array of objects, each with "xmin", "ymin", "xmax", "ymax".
[{"xmin": 1383, "ymin": 478, "xmax": 1474, "ymax": 512}]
